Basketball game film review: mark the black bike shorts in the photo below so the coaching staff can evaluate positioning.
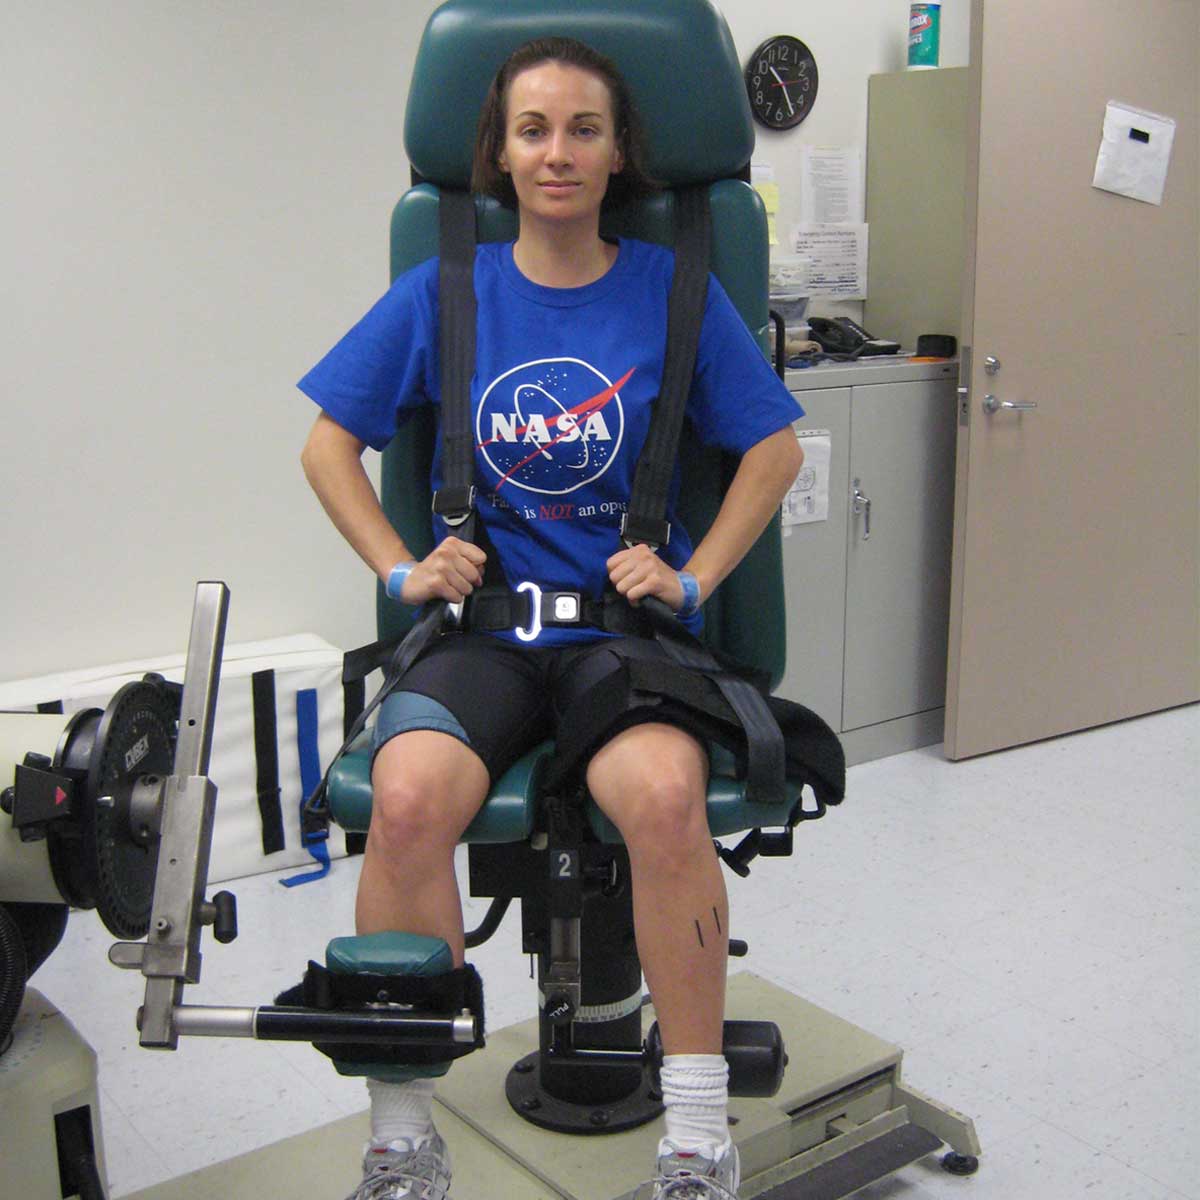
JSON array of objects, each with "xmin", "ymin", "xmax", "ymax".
[{"xmin": 371, "ymin": 633, "xmax": 708, "ymax": 783}]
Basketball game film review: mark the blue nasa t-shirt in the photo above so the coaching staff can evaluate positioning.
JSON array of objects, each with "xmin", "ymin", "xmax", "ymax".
[{"xmin": 298, "ymin": 238, "xmax": 803, "ymax": 645}]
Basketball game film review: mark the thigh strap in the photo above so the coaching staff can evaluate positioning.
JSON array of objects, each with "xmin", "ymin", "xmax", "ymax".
[{"xmin": 546, "ymin": 627, "xmax": 845, "ymax": 817}]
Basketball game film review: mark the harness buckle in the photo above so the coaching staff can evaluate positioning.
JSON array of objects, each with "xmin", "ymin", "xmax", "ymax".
[
  {"xmin": 552, "ymin": 593, "xmax": 580, "ymax": 622},
  {"xmin": 514, "ymin": 581, "xmax": 543, "ymax": 643},
  {"xmin": 619, "ymin": 512, "xmax": 671, "ymax": 552},
  {"xmin": 432, "ymin": 486, "xmax": 477, "ymax": 529}
]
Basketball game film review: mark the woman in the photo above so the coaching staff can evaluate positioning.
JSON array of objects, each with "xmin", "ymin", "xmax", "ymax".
[{"xmin": 299, "ymin": 36, "xmax": 804, "ymax": 1200}]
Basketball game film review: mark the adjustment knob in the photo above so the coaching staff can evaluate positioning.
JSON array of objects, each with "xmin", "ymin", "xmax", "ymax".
[{"xmin": 211, "ymin": 890, "xmax": 238, "ymax": 944}]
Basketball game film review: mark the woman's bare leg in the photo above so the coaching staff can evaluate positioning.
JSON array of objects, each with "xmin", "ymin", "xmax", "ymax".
[
  {"xmin": 356, "ymin": 729, "xmax": 490, "ymax": 965},
  {"xmin": 585, "ymin": 722, "xmax": 726, "ymax": 1054}
]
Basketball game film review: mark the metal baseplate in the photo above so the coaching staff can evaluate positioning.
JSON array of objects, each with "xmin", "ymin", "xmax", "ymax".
[
  {"xmin": 114, "ymin": 973, "xmax": 979, "ymax": 1200},
  {"xmin": 430, "ymin": 972, "xmax": 980, "ymax": 1200}
]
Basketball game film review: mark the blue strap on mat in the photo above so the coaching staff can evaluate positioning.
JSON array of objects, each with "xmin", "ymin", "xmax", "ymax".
[{"xmin": 281, "ymin": 687, "xmax": 332, "ymax": 887}]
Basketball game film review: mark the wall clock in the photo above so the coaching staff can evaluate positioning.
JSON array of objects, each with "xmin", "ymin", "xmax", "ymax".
[{"xmin": 745, "ymin": 35, "xmax": 819, "ymax": 130}]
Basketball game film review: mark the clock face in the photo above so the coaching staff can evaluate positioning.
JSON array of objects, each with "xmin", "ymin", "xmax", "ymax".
[{"xmin": 745, "ymin": 36, "xmax": 818, "ymax": 130}]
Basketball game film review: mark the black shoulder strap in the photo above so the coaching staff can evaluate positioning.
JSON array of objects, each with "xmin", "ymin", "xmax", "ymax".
[
  {"xmin": 433, "ymin": 189, "xmax": 479, "ymax": 538},
  {"xmin": 622, "ymin": 184, "xmax": 712, "ymax": 549},
  {"xmin": 302, "ymin": 190, "xmax": 491, "ymax": 824}
]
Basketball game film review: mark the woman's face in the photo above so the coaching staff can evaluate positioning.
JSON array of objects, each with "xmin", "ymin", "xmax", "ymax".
[{"xmin": 498, "ymin": 61, "xmax": 624, "ymax": 229}]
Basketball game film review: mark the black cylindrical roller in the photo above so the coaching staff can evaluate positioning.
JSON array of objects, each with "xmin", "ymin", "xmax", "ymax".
[
  {"xmin": 646, "ymin": 1018, "xmax": 787, "ymax": 1098},
  {"xmin": 721, "ymin": 1019, "xmax": 787, "ymax": 1097}
]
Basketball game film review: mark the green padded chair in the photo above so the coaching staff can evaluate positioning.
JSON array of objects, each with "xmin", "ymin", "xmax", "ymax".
[{"xmin": 326, "ymin": 0, "xmax": 825, "ymax": 1132}]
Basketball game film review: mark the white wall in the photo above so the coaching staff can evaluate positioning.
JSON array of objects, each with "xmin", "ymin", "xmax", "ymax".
[{"xmin": 2, "ymin": 1, "xmax": 968, "ymax": 682}]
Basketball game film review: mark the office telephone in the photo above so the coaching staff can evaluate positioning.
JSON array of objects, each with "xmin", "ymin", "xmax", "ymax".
[{"xmin": 808, "ymin": 316, "xmax": 900, "ymax": 357}]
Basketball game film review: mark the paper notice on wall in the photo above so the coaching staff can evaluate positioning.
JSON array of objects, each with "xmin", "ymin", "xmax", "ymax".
[
  {"xmin": 782, "ymin": 429, "xmax": 831, "ymax": 534},
  {"xmin": 800, "ymin": 146, "xmax": 864, "ymax": 224},
  {"xmin": 1092, "ymin": 101, "xmax": 1176, "ymax": 205},
  {"xmin": 751, "ymin": 161, "xmax": 781, "ymax": 245},
  {"xmin": 788, "ymin": 225, "xmax": 869, "ymax": 298},
  {"xmin": 754, "ymin": 181, "xmax": 781, "ymax": 245}
]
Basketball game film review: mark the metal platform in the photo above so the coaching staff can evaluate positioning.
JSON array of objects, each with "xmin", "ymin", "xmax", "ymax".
[{"xmin": 123, "ymin": 972, "xmax": 979, "ymax": 1200}]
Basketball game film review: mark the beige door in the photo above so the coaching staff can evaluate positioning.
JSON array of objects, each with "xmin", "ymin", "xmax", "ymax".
[{"xmin": 945, "ymin": 0, "xmax": 1199, "ymax": 759}]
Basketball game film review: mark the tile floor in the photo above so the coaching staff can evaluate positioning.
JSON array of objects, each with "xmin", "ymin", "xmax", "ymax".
[{"xmin": 31, "ymin": 702, "xmax": 1199, "ymax": 1199}]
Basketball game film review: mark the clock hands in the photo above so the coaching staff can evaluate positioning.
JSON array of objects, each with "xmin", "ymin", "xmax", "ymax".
[{"xmin": 769, "ymin": 65, "xmax": 796, "ymax": 115}]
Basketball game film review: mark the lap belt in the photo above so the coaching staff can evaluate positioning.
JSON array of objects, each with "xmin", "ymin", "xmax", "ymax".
[{"xmin": 463, "ymin": 583, "xmax": 654, "ymax": 640}]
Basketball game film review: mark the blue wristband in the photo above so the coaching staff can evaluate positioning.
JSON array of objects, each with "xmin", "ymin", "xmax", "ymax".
[
  {"xmin": 385, "ymin": 560, "xmax": 418, "ymax": 604},
  {"xmin": 676, "ymin": 570, "xmax": 701, "ymax": 618}
]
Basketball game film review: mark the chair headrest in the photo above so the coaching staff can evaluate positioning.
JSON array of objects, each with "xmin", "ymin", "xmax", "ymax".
[{"xmin": 405, "ymin": 0, "xmax": 754, "ymax": 189}]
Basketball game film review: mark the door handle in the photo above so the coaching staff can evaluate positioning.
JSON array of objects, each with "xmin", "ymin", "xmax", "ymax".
[
  {"xmin": 851, "ymin": 478, "xmax": 871, "ymax": 540},
  {"xmin": 982, "ymin": 394, "xmax": 1037, "ymax": 414}
]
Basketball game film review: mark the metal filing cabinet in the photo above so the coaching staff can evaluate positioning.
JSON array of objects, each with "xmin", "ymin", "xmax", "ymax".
[{"xmin": 777, "ymin": 358, "xmax": 958, "ymax": 765}]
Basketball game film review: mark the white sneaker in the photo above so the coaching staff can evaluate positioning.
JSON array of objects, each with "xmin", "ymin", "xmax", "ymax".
[
  {"xmin": 345, "ymin": 1133, "xmax": 451, "ymax": 1200},
  {"xmin": 647, "ymin": 1139, "xmax": 740, "ymax": 1198}
]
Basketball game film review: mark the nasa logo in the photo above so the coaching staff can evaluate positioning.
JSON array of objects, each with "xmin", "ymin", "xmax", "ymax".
[{"xmin": 476, "ymin": 358, "xmax": 631, "ymax": 496}]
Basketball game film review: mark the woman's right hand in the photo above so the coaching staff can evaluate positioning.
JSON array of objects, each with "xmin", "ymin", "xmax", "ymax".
[{"xmin": 399, "ymin": 537, "xmax": 488, "ymax": 605}]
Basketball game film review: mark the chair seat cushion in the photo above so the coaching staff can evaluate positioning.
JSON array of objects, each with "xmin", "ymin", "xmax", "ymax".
[{"xmin": 327, "ymin": 738, "xmax": 798, "ymax": 843}]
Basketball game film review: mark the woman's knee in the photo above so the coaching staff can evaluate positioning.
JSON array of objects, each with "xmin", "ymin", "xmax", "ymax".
[
  {"xmin": 590, "ymin": 728, "xmax": 709, "ymax": 853},
  {"xmin": 369, "ymin": 776, "xmax": 450, "ymax": 854},
  {"xmin": 368, "ymin": 733, "xmax": 488, "ymax": 854},
  {"xmin": 629, "ymin": 769, "xmax": 709, "ymax": 848}
]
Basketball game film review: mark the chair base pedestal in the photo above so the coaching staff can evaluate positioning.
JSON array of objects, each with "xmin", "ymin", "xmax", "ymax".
[{"xmin": 506, "ymin": 1051, "xmax": 664, "ymax": 1134}]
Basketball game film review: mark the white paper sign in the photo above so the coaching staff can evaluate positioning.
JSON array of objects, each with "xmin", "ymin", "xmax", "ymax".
[
  {"xmin": 782, "ymin": 429, "xmax": 832, "ymax": 531},
  {"xmin": 800, "ymin": 146, "xmax": 864, "ymax": 224},
  {"xmin": 788, "ymin": 225, "xmax": 869, "ymax": 298},
  {"xmin": 1093, "ymin": 101, "xmax": 1176, "ymax": 206}
]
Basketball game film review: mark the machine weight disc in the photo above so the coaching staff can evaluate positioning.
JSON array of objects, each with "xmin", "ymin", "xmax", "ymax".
[
  {"xmin": 51, "ymin": 680, "xmax": 179, "ymax": 939},
  {"xmin": 86, "ymin": 680, "xmax": 177, "ymax": 938}
]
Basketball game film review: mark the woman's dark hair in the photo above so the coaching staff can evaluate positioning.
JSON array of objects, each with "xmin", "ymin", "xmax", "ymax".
[{"xmin": 471, "ymin": 36, "xmax": 658, "ymax": 211}]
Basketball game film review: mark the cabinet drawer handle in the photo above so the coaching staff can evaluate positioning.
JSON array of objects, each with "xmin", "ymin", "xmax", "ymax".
[{"xmin": 851, "ymin": 479, "xmax": 871, "ymax": 541}]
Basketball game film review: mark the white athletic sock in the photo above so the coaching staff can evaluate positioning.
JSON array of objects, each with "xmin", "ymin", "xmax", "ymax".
[
  {"xmin": 367, "ymin": 1077, "xmax": 438, "ymax": 1149},
  {"xmin": 658, "ymin": 1054, "xmax": 732, "ymax": 1157}
]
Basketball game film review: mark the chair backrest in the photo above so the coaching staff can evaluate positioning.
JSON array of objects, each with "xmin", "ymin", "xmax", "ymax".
[{"xmin": 377, "ymin": 0, "xmax": 787, "ymax": 685}]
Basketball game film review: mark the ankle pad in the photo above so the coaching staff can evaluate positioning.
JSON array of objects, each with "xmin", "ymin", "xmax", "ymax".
[{"xmin": 276, "ymin": 931, "xmax": 484, "ymax": 1083}]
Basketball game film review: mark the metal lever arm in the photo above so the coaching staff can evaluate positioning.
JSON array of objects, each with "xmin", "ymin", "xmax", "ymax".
[{"xmin": 111, "ymin": 581, "xmax": 229, "ymax": 1049}]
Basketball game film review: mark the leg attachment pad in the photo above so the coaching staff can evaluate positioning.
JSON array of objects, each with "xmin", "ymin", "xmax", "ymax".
[{"xmin": 276, "ymin": 932, "xmax": 484, "ymax": 1082}]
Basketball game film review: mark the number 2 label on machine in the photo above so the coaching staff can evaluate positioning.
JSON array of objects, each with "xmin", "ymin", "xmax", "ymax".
[{"xmin": 553, "ymin": 849, "xmax": 579, "ymax": 880}]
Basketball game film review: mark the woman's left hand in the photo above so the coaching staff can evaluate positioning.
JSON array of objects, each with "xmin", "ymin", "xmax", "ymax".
[{"xmin": 606, "ymin": 543, "xmax": 688, "ymax": 611}]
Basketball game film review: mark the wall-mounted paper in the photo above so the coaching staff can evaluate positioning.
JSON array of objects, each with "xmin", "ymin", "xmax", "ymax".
[
  {"xmin": 800, "ymin": 146, "xmax": 864, "ymax": 224},
  {"xmin": 754, "ymin": 180, "xmax": 782, "ymax": 246},
  {"xmin": 1093, "ymin": 102, "xmax": 1176, "ymax": 206},
  {"xmin": 788, "ymin": 225, "xmax": 869, "ymax": 298}
]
